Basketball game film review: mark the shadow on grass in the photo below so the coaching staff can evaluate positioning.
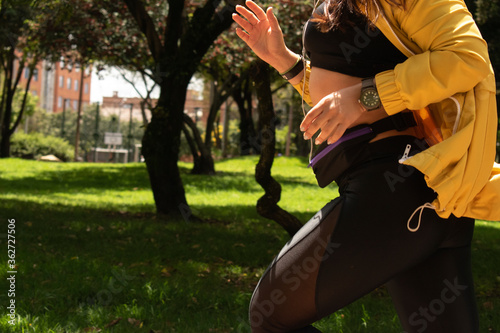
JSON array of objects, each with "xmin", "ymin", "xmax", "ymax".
[
  {"xmin": 1, "ymin": 159, "xmax": 498, "ymax": 332},
  {"xmin": 0, "ymin": 195, "xmax": 288, "ymax": 332},
  {"xmin": 1, "ymin": 204, "xmax": 499, "ymax": 332}
]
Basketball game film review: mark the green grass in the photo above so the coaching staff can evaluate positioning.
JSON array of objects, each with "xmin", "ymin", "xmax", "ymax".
[{"xmin": 0, "ymin": 157, "xmax": 499, "ymax": 332}]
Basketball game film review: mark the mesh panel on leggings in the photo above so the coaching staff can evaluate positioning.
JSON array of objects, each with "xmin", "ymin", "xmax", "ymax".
[{"xmin": 249, "ymin": 199, "xmax": 343, "ymax": 332}]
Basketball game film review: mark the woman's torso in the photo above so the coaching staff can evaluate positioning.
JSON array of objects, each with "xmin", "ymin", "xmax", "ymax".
[
  {"xmin": 308, "ymin": 69, "xmax": 418, "ymax": 140},
  {"xmin": 304, "ymin": 4, "xmax": 419, "ymax": 140}
]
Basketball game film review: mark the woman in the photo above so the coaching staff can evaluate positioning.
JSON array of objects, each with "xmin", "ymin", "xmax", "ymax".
[{"xmin": 233, "ymin": 0, "xmax": 498, "ymax": 332}]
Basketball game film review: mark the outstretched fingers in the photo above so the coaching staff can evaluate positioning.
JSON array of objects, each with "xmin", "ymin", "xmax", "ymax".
[
  {"xmin": 245, "ymin": 0, "xmax": 268, "ymax": 21},
  {"xmin": 235, "ymin": 4, "xmax": 259, "ymax": 26},
  {"xmin": 233, "ymin": 13, "xmax": 253, "ymax": 34},
  {"xmin": 265, "ymin": 7, "xmax": 280, "ymax": 31}
]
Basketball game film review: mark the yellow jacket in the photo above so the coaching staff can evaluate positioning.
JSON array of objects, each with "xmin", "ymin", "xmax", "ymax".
[{"xmin": 294, "ymin": 0, "xmax": 500, "ymax": 220}]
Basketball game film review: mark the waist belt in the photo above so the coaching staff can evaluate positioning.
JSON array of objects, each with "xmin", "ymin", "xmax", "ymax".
[{"xmin": 309, "ymin": 112, "xmax": 417, "ymax": 187}]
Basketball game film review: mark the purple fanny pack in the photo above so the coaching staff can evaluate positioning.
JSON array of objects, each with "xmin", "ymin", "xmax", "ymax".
[
  {"xmin": 309, "ymin": 126, "xmax": 374, "ymax": 168},
  {"xmin": 308, "ymin": 113, "xmax": 417, "ymax": 188}
]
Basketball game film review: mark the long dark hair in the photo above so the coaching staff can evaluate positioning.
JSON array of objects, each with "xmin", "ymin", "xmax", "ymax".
[{"xmin": 313, "ymin": 0, "xmax": 405, "ymax": 32}]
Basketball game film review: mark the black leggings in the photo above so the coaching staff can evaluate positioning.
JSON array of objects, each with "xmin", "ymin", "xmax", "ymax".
[{"xmin": 249, "ymin": 136, "xmax": 478, "ymax": 333}]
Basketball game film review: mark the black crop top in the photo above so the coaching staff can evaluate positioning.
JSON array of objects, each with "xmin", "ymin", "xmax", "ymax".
[{"xmin": 303, "ymin": 3, "xmax": 407, "ymax": 78}]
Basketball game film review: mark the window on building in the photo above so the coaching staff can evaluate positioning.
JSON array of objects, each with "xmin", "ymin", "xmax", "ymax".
[
  {"xmin": 84, "ymin": 83, "xmax": 89, "ymax": 95},
  {"xmin": 59, "ymin": 76, "xmax": 64, "ymax": 88},
  {"xmin": 74, "ymin": 79, "xmax": 78, "ymax": 91},
  {"xmin": 73, "ymin": 100, "xmax": 78, "ymax": 110},
  {"xmin": 24, "ymin": 68, "xmax": 30, "ymax": 79},
  {"xmin": 31, "ymin": 90, "xmax": 37, "ymax": 96},
  {"xmin": 33, "ymin": 69, "xmax": 38, "ymax": 82},
  {"xmin": 58, "ymin": 96, "xmax": 63, "ymax": 108},
  {"xmin": 67, "ymin": 78, "xmax": 71, "ymax": 90}
]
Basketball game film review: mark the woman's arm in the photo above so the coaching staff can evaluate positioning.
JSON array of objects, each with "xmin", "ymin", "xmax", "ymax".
[
  {"xmin": 375, "ymin": 0, "xmax": 491, "ymax": 115},
  {"xmin": 232, "ymin": 0, "xmax": 303, "ymax": 85}
]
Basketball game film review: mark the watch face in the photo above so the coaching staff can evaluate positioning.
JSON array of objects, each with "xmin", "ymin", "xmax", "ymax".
[{"xmin": 361, "ymin": 88, "xmax": 380, "ymax": 109}]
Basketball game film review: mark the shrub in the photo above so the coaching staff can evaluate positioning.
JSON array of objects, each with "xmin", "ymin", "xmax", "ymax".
[{"xmin": 10, "ymin": 132, "xmax": 75, "ymax": 161}]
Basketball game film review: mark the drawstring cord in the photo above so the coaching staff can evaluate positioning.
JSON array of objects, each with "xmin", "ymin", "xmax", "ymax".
[{"xmin": 407, "ymin": 203, "xmax": 436, "ymax": 232}]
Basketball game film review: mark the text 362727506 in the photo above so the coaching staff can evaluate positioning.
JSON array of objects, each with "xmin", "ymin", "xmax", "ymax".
[{"xmin": 7, "ymin": 218, "xmax": 17, "ymax": 326}]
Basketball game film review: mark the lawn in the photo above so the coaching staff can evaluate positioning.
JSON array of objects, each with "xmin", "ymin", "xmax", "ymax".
[{"xmin": 0, "ymin": 157, "xmax": 499, "ymax": 332}]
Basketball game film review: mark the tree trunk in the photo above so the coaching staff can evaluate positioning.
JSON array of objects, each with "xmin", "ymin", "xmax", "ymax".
[
  {"xmin": 123, "ymin": 0, "xmax": 237, "ymax": 219},
  {"xmin": 0, "ymin": 50, "xmax": 31, "ymax": 158},
  {"xmin": 181, "ymin": 122, "xmax": 201, "ymax": 172},
  {"xmin": 74, "ymin": 65, "xmax": 85, "ymax": 161},
  {"xmin": 201, "ymin": 76, "xmax": 238, "ymax": 174},
  {"xmin": 252, "ymin": 60, "xmax": 302, "ymax": 237},
  {"xmin": 183, "ymin": 113, "xmax": 215, "ymax": 175},
  {"xmin": 0, "ymin": 52, "xmax": 15, "ymax": 158},
  {"xmin": 141, "ymin": 79, "xmax": 190, "ymax": 220},
  {"xmin": 0, "ymin": 86, "xmax": 14, "ymax": 157},
  {"xmin": 0, "ymin": 125, "xmax": 11, "ymax": 157},
  {"xmin": 233, "ymin": 76, "xmax": 259, "ymax": 155}
]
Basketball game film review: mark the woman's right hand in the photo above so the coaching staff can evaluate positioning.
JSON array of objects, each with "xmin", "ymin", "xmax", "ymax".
[{"xmin": 232, "ymin": 0, "xmax": 298, "ymax": 74}]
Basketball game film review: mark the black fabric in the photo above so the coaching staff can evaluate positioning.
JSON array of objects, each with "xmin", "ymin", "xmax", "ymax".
[
  {"xmin": 311, "ymin": 112, "xmax": 418, "ymax": 188},
  {"xmin": 249, "ymin": 136, "xmax": 478, "ymax": 333},
  {"xmin": 303, "ymin": 2, "xmax": 407, "ymax": 77}
]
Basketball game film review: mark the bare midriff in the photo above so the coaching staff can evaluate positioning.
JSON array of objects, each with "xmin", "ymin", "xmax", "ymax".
[{"xmin": 309, "ymin": 67, "xmax": 419, "ymax": 141}]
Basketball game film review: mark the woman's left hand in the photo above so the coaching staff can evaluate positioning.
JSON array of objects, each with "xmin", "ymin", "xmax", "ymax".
[{"xmin": 300, "ymin": 82, "xmax": 365, "ymax": 145}]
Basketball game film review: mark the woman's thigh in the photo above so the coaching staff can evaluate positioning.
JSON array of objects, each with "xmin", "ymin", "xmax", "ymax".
[
  {"xmin": 387, "ymin": 245, "xmax": 478, "ymax": 333},
  {"xmin": 249, "ymin": 156, "xmax": 474, "ymax": 332}
]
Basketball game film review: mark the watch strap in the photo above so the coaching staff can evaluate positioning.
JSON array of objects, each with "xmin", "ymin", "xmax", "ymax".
[
  {"xmin": 360, "ymin": 77, "xmax": 380, "ymax": 111},
  {"xmin": 280, "ymin": 56, "xmax": 304, "ymax": 80},
  {"xmin": 361, "ymin": 77, "xmax": 376, "ymax": 90}
]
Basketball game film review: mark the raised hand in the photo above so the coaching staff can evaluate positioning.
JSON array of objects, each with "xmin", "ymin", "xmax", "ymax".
[{"xmin": 232, "ymin": 0, "xmax": 297, "ymax": 74}]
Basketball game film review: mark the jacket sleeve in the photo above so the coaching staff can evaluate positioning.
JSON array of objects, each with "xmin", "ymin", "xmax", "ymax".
[
  {"xmin": 291, "ymin": 60, "xmax": 313, "ymax": 107},
  {"xmin": 375, "ymin": 0, "xmax": 491, "ymax": 115}
]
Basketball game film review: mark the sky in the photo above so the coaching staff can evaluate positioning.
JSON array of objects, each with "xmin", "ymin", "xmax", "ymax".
[
  {"xmin": 90, "ymin": 67, "xmax": 159, "ymax": 103},
  {"xmin": 90, "ymin": 66, "xmax": 203, "ymax": 103}
]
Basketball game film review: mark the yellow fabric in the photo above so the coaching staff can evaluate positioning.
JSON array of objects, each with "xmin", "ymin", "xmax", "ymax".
[
  {"xmin": 292, "ymin": 61, "xmax": 313, "ymax": 107},
  {"xmin": 373, "ymin": 0, "xmax": 499, "ymax": 220},
  {"xmin": 293, "ymin": 0, "xmax": 500, "ymax": 221}
]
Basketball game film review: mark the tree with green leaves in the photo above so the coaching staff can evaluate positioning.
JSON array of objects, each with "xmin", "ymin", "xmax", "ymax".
[
  {"xmin": 10, "ymin": 0, "xmax": 238, "ymax": 219},
  {"xmin": 120, "ymin": 0, "xmax": 240, "ymax": 219},
  {"xmin": 0, "ymin": 0, "xmax": 38, "ymax": 157},
  {"xmin": 29, "ymin": 0, "xmax": 146, "ymax": 160}
]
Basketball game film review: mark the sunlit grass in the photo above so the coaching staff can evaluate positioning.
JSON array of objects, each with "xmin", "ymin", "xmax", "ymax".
[{"xmin": 0, "ymin": 157, "xmax": 498, "ymax": 332}]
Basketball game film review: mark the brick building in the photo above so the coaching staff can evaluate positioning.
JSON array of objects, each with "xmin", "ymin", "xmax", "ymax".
[
  {"xmin": 100, "ymin": 87, "xmax": 210, "ymax": 124},
  {"xmin": 17, "ymin": 57, "xmax": 92, "ymax": 113}
]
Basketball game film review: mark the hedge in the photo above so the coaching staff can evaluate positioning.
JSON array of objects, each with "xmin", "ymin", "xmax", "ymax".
[{"xmin": 10, "ymin": 132, "xmax": 75, "ymax": 162}]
